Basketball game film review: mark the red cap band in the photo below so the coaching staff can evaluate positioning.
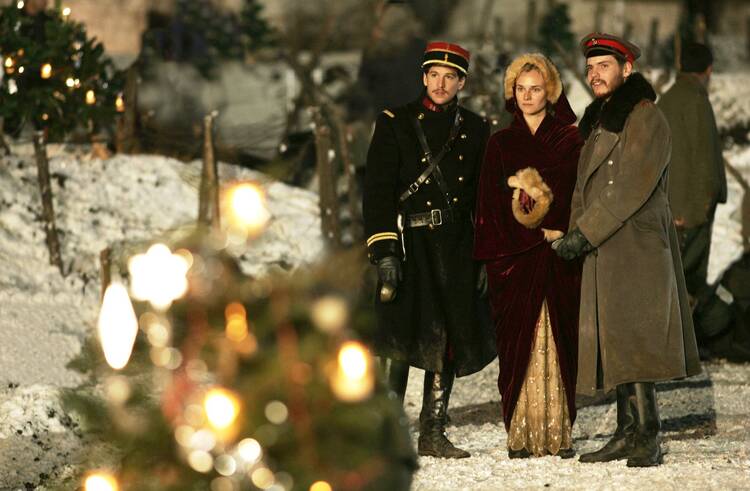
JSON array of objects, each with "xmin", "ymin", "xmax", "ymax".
[
  {"xmin": 586, "ymin": 38, "xmax": 634, "ymax": 63},
  {"xmin": 424, "ymin": 41, "xmax": 470, "ymax": 62}
]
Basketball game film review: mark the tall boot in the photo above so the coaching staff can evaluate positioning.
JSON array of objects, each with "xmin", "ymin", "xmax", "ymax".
[
  {"xmin": 381, "ymin": 358, "xmax": 409, "ymax": 404},
  {"xmin": 417, "ymin": 369, "xmax": 470, "ymax": 458},
  {"xmin": 627, "ymin": 382, "xmax": 663, "ymax": 467},
  {"xmin": 579, "ymin": 383, "xmax": 637, "ymax": 463}
]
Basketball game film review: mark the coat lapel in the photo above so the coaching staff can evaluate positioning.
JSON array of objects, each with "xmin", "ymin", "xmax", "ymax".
[{"xmin": 582, "ymin": 130, "xmax": 619, "ymax": 185}]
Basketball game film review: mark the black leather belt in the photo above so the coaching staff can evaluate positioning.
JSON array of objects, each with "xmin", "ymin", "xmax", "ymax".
[{"xmin": 404, "ymin": 208, "xmax": 461, "ymax": 228}]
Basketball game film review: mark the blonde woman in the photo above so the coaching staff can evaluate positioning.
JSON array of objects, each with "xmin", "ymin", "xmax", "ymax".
[{"xmin": 474, "ymin": 53, "xmax": 582, "ymax": 458}]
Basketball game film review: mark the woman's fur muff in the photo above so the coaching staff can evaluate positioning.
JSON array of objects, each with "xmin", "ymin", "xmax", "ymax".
[
  {"xmin": 504, "ymin": 53, "xmax": 562, "ymax": 103},
  {"xmin": 507, "ymin": 167, "xmax": 553, "ymax": 229}
]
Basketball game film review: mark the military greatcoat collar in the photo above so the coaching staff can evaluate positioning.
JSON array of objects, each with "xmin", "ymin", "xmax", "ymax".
[{"xmin": 578, "ymin": 72, "xmax": 656, "ymax": 139}]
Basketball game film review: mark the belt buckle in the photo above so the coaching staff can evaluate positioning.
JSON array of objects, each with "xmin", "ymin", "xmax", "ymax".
[{"xmin": 430, "ymin": 209, "xmax": 442, "ymax": 226}]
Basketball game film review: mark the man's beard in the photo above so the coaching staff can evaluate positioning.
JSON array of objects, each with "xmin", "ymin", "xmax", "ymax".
[{"xmin": 592, "ymin": 73, "xmax": 625, "ymax": 99}]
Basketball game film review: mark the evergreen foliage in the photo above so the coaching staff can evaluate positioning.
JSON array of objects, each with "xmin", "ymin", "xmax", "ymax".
[
  {"xmin": 63, "ymin": 235, "xmax": 415, "ymax": 491},
  {"xmin": 0, "ymin": 3, "xmax": 123, "ymax": 140}
]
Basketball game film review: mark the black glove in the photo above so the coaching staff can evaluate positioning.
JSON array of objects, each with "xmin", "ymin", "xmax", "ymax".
[
  {"xmin": 476, "ymin": 263, "xmax": 488, "ymax": 298},
  {"xmin": 377, "ymin": 255, "xmax": 402, "ymax": 286},
  {"xmin": 553, "ymin": 228, "xmax": 594, "ymax": 260}
]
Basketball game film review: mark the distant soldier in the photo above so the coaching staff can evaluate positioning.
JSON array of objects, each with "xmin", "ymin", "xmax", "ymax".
[
  {"xmin": 362, "ymin": 42, "xmax": 495, "ymax": 458},
  {"xmin": 658, "ymin": 42, "xmax": 728, "ymax": 345}
]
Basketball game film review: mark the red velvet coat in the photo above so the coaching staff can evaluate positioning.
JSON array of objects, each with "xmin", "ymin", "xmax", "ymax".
[{"xmin": 474, "ymin": 94, "xmax": 583, "ymax": 430}]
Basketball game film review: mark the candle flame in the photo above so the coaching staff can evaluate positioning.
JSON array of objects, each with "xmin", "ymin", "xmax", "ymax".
[
  {"xmin": 330, "ymin": 341, "xmax": 374, "ymax": 402},
  {"xmin": 204, "ymin": 387, "xmax": 240, "ymax": 431},
  {"xmin": 224, "ymin": 182, "xmax": 270, "ymax": 237},
  {"xmin": 40, "ymin": 63, "xmax": 52, "ymax": 79},
  {"xmin": 129, "ymin": 243, "xmax": 190, "ymax": 311},
  {"xmin": 97, "ymin": 283, "xmax": 138, "ymax": 370},
  {"xmin": 84, "ymin": 472, "xmax": 119, "ymax": 491}
]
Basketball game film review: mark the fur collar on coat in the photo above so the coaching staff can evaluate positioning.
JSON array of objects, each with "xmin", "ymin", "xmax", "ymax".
[{"xmin": 578, "ymin": 72, "xmax": 656, "ymax": 139}]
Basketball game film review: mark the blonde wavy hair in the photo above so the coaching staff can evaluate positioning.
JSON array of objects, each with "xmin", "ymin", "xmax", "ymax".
[{"xmin": 503, "ymin": 53, "xmax": 562, "ymax": 104}]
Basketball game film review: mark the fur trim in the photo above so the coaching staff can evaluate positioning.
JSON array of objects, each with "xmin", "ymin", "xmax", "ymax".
[
  {"xmin": 504, "ymin": 53, "xmax": 562, "ymax": 104},
  {"xmin": 507, "ymin": 167, "xmax": 553, "ymax": 229},
  {"xmin": 578, "ymin": 72, "xmax": 657, "ymax": 139}
]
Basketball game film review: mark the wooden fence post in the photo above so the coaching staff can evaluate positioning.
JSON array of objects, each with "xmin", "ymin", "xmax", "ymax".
[
  {"xmin": 198, "ymin": 112, "xmax": 220, "ymax": 231},
  {"xmin": 100, "ymin": 247, "xmax": 111, "ymax": 301},
  {"xmin": 116, "ymin": 64, "xmax": 140, "ymax": 154},
  {"xmin": 33, "ymin": 130, "xmax": 64, "ymax": 275},
  {"xmin": 310, "ymin": 107, "xmax": 341, "ymax": 249}
]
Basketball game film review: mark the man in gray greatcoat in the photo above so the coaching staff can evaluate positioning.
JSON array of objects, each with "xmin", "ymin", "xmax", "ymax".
[{"xmin": 555, "ymin": 33, "xmax": 701, "ymax": 467}]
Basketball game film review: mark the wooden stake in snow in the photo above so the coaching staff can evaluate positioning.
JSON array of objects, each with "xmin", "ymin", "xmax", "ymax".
[
  {"xmin": 116, "ymin": 64, "xmax": 140, "ymax": 154},
  {"xmin": 310, "ymin": 107, "xmax": 341, "ymax": 249},
  {"xmin": 100, "ymin": 247, "xmax": 112, "ymax": 301},
  {"xmin": 198, "ymin": 112, "xmax": 221, "ymax": 231},
  {"xmin": 33, "ymin": 130, "xmax": 64, "ymax": 275}
]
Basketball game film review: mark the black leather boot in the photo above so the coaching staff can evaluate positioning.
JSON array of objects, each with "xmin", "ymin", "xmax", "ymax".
[
  {"xmin": 627, "ymin": 382, "xmax": 663, "ymax": 467},
  {"xmin": 418, "ymin": 368, "xmax": 470, "ymax": 458},
  {"xmin": 381, "ymin": 358, "xmax": 410, "ymax": 404},
  {"xmin": 579, "ymin": 383, "xmax": 637, "ymax": 463}
]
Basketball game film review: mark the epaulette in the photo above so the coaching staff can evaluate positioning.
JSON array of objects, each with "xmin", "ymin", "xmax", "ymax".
[{"xmin": 382, "ymin": 109, "xmax": 395, "ymax": 118}]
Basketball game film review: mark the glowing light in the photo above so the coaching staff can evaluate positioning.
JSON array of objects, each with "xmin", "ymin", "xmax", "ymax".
[
  {"xmin": 4, "ymin": 57, "xmax": 13, "ymax": 68},
  {"xmin": 104, "ymin": 375, "xmax": 131, "ymax": 404},
  {"xmin": 225, "ymin": 302, "xmax": 248, "ymax": 342},
  {"xmin": 204, "ymin": 387, "xmax": 240, "ymax": 431},
  {"xmin": 264, "ymin": 401, "xmax": 288, "ymax": 424},
  {"xmin": 214, "ymin": 454, "xmax": 237, "ymax": 476},
  {"xmin": 86, "ymin": 89, "xmax": 96, "ymax": 105},
  {"xmin": 251, "ymin": 467, "xmax": 275, "ymax": 489},
  {"xmin": 62, "ymin": 6, "xmax": 71, "ymax": 16},
  {"xmin": 17, "ymin": 66, "xmax": 23, "ymax": 73},
  {"xmin": 8, "ymin": 79, "xmax": 18, "ymax": 95},
  {"xmin": 66, "ymin": 77, "xmax": 75, "ymax": 88},
  {"xmin": 97, "ymin": 283, "xmax": 138, "ymax": 370},
  {"xmin": 309, "ymin": 482, "xmax": 332, "ymax": 491},
  {"xmin": 115, "ymin": 93, "xmax": 125, "ymax": 112},
  {"xmin": 311, "ymin": 296, "xmax": 348, "ymax": 332},
  {"xmin": 84, "ymin": 473, "xmax": 119, "ymax": 491},
  {"xmin": 330, "ymin": 341, "xmax": 374, "ymax": 402},
  {"xmin": 16, "ymin": 1, "xmax": 24, "ymax": 9},
  {"xmin": 188, "ymin": 450, "xmax": 214, "ymax": 473},
  {"xmin": 223, "ymin": 182, "xmax": 270, "ymax": 236},
  {"xmin": 40, "ymin": 63, "xmax": 52, "ymax": 79},
  {"xmin": 128, "ymin": 243, "xmax": 190, "ymax": 310},
  {"xmin": 41, "ymin": 113, "xmax": 49, "ymax": 121},
  {"xmin": 190, "ymin": 428, "xmax": 217, "ymax": 452},
  {"xmin": 174, "ymin": 425, "xmax": 195, "ymax": 447},
  {"xmin": 237, "ymin": 438, "xmax": 262, "ymax": 463}
]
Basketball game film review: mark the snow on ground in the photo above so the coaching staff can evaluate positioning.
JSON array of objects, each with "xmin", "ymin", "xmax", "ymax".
[
  {"xmin": 0, "ymin": 147, "xmax": 322, "ymax": 489},
  {"xmin": 406, "ymin": 361, "xmax": 750, "ymax": 490}
]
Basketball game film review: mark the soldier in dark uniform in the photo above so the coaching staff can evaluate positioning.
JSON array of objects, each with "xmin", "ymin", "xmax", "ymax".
[{"xmin": 362, "ymin": 42, "xmax": 496, "ymax": 459}]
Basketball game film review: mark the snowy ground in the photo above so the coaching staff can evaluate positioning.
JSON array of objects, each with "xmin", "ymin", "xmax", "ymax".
[
  {"xmin": 405, "ymin": 362, "xmax": 750, "ymax": 490},
  {"xmin": 1, "ymin": 70, "xmax": 749, "ymax": 489}
]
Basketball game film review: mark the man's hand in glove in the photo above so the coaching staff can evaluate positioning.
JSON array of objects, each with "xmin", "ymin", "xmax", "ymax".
[
  {"xmin": 476, "ymin": 263, "xmax": 488, "ymax": 298},
  {"xmin": 553, "ymin": 228, "xmax": 594, "ymax": 260},
  {"xmin": 377, "ymin": 255, "xmax": 402, "ymax": 286}
]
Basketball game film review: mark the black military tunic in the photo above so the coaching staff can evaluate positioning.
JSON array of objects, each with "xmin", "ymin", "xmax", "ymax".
[{"xmin": 362, "ymin": 97, "xmax": 496, "ymax": 377}]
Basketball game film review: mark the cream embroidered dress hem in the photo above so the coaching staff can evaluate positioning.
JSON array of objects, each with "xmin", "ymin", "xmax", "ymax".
[{"xmin": 507, "ymin": 300, "xmax": 572, "ymax": 456}]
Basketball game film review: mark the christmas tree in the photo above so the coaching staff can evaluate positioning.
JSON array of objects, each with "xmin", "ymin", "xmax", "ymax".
[
  {"xmin": 62, "ymin": 182, "xmax": 415, "ymax": 491},
  {"xmin": 0, "ymin": 3, "xmax": 124, "ymax": 141}
]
